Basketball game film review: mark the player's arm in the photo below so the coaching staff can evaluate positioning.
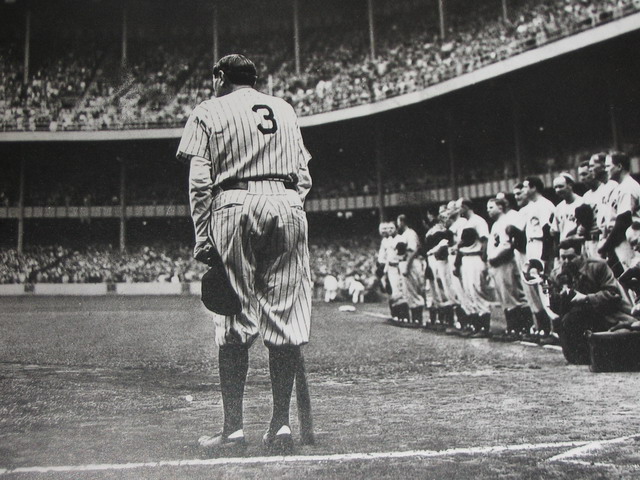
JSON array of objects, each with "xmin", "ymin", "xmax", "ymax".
[
  {"xmin": 176, "ymin": 107, "xmax": 214, "ymax": 261},
  {"xmin": 189, "ymin": 155, "xmax": 214, "ymax": 261},
  {"xmin": 599, "ymin": 190, "xmax": 635, "ymax": 254},
  {"xmin": 294, "ymin": 115, "xmax": 313, "ymax": 202}
]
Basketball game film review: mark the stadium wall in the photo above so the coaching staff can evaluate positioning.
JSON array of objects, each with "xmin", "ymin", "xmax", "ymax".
[{"xmin": 0, "ymin": 283, "xmax": 195, "ymax": 296}]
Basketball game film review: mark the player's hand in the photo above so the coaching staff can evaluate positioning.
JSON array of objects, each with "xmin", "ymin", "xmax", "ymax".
[
  {"xmin": 194, "ymin": 243, "xmax": 215, "ymax": 266},
  {"xmin": 570, "ymin": 291, "xmax": 588, "ymax": 305}
]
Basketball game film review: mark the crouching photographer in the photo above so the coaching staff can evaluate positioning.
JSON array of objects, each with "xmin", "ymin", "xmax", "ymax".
[{"xmin": 548, "ymin": 239, "xmax": 636, "ymax": 364}]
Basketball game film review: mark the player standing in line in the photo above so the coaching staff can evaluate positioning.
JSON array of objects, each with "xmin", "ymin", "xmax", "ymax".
[
  {"xmin": 457, "ymin": 198, "xmax": 493, "ymax": 337},
  {"xmin": 386, "ymin": 222, "xmax": 411, "ymax": 322},
  {"xmin": 446, "ymin": 200, "xmax": 474, "ymax": 334},
  {"xmin": 177, "ymin": 54, "xmax": 313, "ymax": 454},
  {"xmin": 377, "ymin": 222, "xmax": 395, "ymax": 316},
  {"xmin": 577, "ymin": 161, "xmax": 600, "ymax": 259},
  {"xmin": 427, "ymin": 205, "xmax": 457, "ymax": 328},
  {"xmin": 588, "ymin": 153, "xmax": 620, "ymax": 270},
  {"xmin": 550, "ymin": 173, "xmax": 584, "ymax": 243},
  {"xmin": 423, "ymin": 209, "xmax": 448, "ymax": 328},
  {"xmin": 599, "ymin": 152, "xmax": 640, "ymax": 272},
  {"xmin": 519, "ymin": 176, "xmax": 556, "ymax": 338},
  {"xmin": 486, "ymin": 197, "xmax": 530, "ymax": 341},
  {"xmin": 396, "ymin": 214, "xmax": 425, "ymax": 325}
]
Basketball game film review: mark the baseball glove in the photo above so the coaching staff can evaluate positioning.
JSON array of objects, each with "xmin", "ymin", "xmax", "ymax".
[{"xmin": 197, "ymin": 245, "xmax": 242, "ymax": 316}]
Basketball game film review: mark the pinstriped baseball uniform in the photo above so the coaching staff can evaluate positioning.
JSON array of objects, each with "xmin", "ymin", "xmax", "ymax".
[{"xmin": 177, "ymin": 87, "xmax": 312, "ymax": 347}]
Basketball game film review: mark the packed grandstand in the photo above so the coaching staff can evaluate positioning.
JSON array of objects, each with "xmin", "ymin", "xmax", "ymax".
[
  {"xmin": 1, "ymin": 0, "xmax": 639, "ymax": 298},
  {"xmin": 1, "ymin": 0, "xmax": 638, "ymax": 132}
]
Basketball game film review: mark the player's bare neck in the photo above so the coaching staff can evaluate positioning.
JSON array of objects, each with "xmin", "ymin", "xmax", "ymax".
[{"xmin": 217, "ymin": 85, "xmax": 253, "ymax": 97}]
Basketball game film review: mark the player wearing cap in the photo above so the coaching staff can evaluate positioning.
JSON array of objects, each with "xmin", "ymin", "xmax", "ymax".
[{"xmin": 177, "ymin": 54, "xmax": 313, "ymax": 453}]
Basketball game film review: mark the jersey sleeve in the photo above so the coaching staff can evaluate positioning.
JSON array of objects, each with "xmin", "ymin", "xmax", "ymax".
[
  {"xmin": 176, "ymin": 105, "xmax": 211, "ymax": 164},
  {"xmin": 616, "ymin": 184, "xmax": 638, "ymax": 217},
  {"xmin": 294, "ymin": 117, "xmax": 313, "ymax": 202},
  {"xmin": 476, "ymin": 217, "xmax": 490, "ymax": 240}
]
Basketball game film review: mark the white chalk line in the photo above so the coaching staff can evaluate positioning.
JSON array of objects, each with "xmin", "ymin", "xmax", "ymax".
[
  {"xmin": 547, "ymin": 434, "xmax": 640, "ymax": 466},
  {"xmin": 0, "ymin": 439, "xmax": 590, "ymax": 476}
]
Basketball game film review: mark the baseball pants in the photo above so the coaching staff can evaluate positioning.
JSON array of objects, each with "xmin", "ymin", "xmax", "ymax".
[
  {"xmin": 460, "ymin": 255, "xmax": 492, "ymax": 316},
  {"xmin": 489, "ymin": 260, "xmax": 527, "ymax": 311},
  {"xmin": 208, "ymin": 181, "xmax": 312, "ymax": 347},
  {"xmin": 400, "ymin": 260, "xmax": 425, "ymax": 309},
  {"xmin": 433, "ymin": 259, "xmax": 457, "ymax": 306}
]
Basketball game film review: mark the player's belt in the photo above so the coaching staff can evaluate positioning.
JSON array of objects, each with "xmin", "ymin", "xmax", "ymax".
[
  {"xmin": 460, "ymin": 251, "xmax": 482, "ymax": 257},
  {"xmin": 218, "ymin": 175, "xmax": 296, "ymax": 191}
]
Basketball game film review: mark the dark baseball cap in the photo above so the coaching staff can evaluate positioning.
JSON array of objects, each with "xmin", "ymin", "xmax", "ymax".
[
  {"xmin": 213, "ymin": 54, "xmax": 258, "ymax": 86},
  {"xmin": 201, "ymin": 247, "xmax": 242, "ymax": 316}
]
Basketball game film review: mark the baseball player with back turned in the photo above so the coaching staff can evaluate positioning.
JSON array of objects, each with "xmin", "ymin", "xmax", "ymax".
[{"xmin": 176, "ymin": 54, "xmax": 313, "ymax": 454}]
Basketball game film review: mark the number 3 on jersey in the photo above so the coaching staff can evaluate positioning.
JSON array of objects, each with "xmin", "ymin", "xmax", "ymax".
[{"xmin": 252, "ymin": 105, "xmax": 278, "ymax": 134}]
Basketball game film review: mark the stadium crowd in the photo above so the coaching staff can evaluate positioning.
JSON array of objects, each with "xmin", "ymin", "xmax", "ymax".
[
  {"xmin": 374, "ymin": 150, "xmax": 640, "ymax": 366},
  {"xmin": 0, "ymin": 236, "xmax": 379, "ymax": 301},
  {"xmin": 1, "ymin": 0, "xmax": 637, "ymax": 131}
]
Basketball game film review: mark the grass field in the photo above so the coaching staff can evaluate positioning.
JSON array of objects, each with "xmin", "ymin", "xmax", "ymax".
[{"xmin": 1, "ymin": 296, "xmax": 639, "ymax": 479}]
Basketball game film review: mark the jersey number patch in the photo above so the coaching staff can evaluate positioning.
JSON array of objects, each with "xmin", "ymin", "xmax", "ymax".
[{"xmin": 252, "ymin": 105, "xmax": 278, "ymax": 134}]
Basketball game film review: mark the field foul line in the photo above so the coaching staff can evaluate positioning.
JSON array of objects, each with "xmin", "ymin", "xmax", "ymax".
[
  {"xmin": 0, "ymin": 440, "xmax": 592, "ymax": 475},
  {"xmin": 547, "ymin": 434, "xmax": 640, "ymax": 464}
]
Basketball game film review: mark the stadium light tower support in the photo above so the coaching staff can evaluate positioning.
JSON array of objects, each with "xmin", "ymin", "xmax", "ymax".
[
  {"xmin": 368, "ymin": 0, "xmax": 376, "ymax": 59},
  {"xmin": 212, "ymin": 1, "xmax": 219, "ymax": 62},
  {"xmin": 17, "ymin": 153, "xmax": 25, "ymax": 254},
  {"xmin": 23, "ymin": 6, "xmax": 31, "ymax": 84},
  {"xmin": 502, "ymin": 0, "xmax": 509, "ymax": 23},
  {"xmin": 293, "ymin": 0, "xmax": 301, "ymax": 75},
  {"xmin": 445, "ymin": 109, "xmax": 458, "ymax": 198},
  {"xmin": 375, "ymin": 121, "xmax": 386, "ymax": 222},
  {"xmin": 508, "ymin": 84, "xmax": 523, "ymax": 179},
  {"xmin": 119, "ymin": 159, "xmax": 127, "ymax": 253},
  {"xmin": 438, "ymin": 0, "xmax": 446, "ymax": 40},
  {"xmin": 607, "ymin": 79, "xmax": 620, "ymax": 150},
  {"xmin": 121, "ymin": 3, "xmax": 128, "ymax": 69}
]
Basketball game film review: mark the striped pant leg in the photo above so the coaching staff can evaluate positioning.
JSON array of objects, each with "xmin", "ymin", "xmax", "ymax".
[
  {"xmin": 208, "ymin": 190, "xmax": 261, "ymax": 347},
  {"xmin": 249, "ymin": 191, "xmax": 312, "ymax": 347}
]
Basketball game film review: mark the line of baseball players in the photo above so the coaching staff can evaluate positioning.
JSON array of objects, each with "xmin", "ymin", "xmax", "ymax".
[{"xmin": 377, "ymin": 151, "xmax": 640, "ymax": 344}]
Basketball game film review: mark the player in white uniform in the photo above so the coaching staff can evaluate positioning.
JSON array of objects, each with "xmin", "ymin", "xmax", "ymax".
[
  {"xmin": 426, "ymin": 205, "xmax": 457, "ymax": 328},
  {"xmin": 519, "ymin": 176, "xmax": 556, "ymax": 337},
  {"xmin": 446, "ymin": 200, "xmax": 475, "ymax": 334},
  {"xmin": 396, "ymin": 214, "xmax": 425, "ymax": 325},
  {"xmin": 577, "ymin": 161, "xmax": 600, "ymax": 259},
  {"xmin": 177, "ymin": 54, "xmax": 312, "ymax": 452},
  {"xmin": 600, "ymin": 152, "xmax": 640, "ymax": 272},
  {"xmin": 385, "ymin": 222, "xmax": 411, "ymax": 322},
  {"xmin": 551, "ymin": 173, "xmax": 584, "ymax": 242},
  {"xmin": 458, "ymin": 198, "xmax": 493, "ymax": 337},
  {"xmin": 486, "ymin": 197, "xmax": 530, "ymax": 341},
  {"xmin": 587, "ymin": 153, "xmax": 619, "ymax": 270}
]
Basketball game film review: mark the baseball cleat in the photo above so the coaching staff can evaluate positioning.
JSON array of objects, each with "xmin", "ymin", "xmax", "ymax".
[
  {"xmin": 198, "ymin": 429, "xmax": 247, "ymax": 451},
  {"xmin": 263, "ymin": 425, "xmax": 294, "ymax": 454}
]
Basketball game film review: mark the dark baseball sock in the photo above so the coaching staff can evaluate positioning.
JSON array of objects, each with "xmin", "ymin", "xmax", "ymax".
[
  {"xmin": 218, "ymin": 344, "xmax": 249, "ymax": 434},
  {"xmin": 268, "ymin": 345, "xmax": 301, "ymax": 432}
]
